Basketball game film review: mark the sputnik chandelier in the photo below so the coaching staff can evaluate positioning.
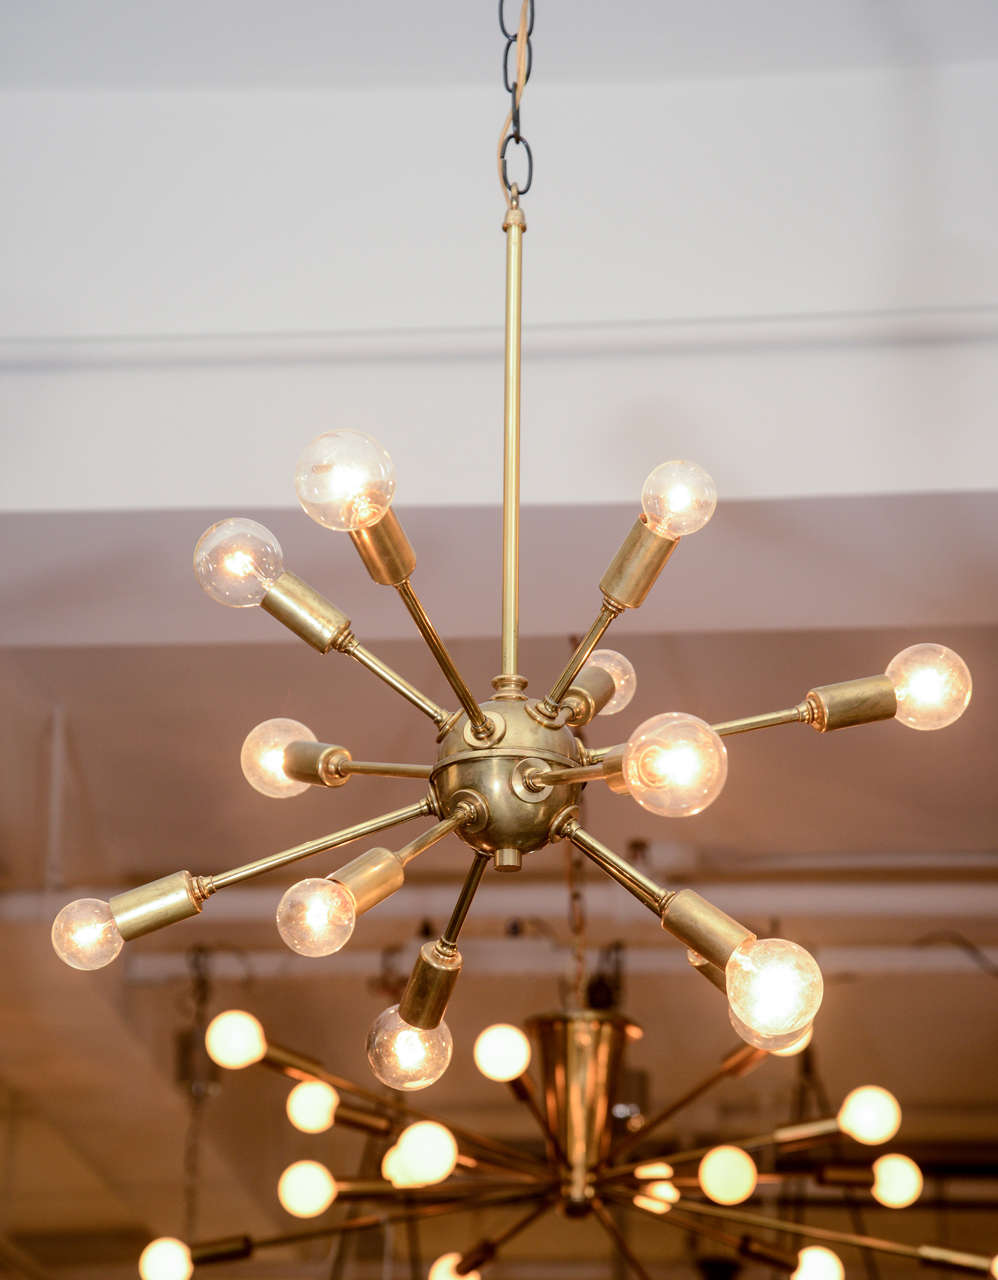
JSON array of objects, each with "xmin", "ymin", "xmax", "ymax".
[{"xmin": 47, "ymin": 1, "xmax": 983, "ymax": 1274}]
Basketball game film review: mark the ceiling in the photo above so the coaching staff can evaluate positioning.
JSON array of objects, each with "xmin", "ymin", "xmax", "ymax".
[{"xmin": 1, "ymin": 2, "xmax": 997, "ymax": 1279}]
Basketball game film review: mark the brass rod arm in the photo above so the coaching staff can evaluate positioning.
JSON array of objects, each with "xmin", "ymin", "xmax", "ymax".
[
  {"xmin": 345, "ymin": 639, "xmax": 450, "ymax": 725},
  {"xmin": 606, "ymin": 1043, "xmax": 766, "ymax": 1164},
  {"xmin": 531, "ymin": 760, "xmax": 609, "ymax": 786},
  {"xmin": 590, "ymin": 1200, "xmax": 656, "ymax": 1280},
  {"xmin": 561, "ymin": 821, "xmax": 669, "ymax": 914},
  {"xmin": 537, "ymin": 601, "xmax": 621, "ymax": 717},
  {"xmin": 395, "ymin": 579, "xmax": 493, "ymax": 737},
  {"xmin": 652, "ymin": 1117, "xmax": 841, "ymax": 1170},
  {"xmin": 501, "ymin": 202, "xmax": 525, "ymax": 679},
  {"xmin": 712, "ymin": 707, "xmax": 806, "ymax": 737},
  {"xmin": 205, "ymin": 799, "xmax": 433, "ymax": 892},
  {"xmin": 508, "ymin": 1073, "xmax": 566, "ymax": 1167},
  {"xmin": 457, "ymin": 1195, "xmax": 554, "ymax": 1273},
  {"xmin": 332, "ymin": 1180, "xmax": 543, "ymax": 1201},
  {"xmin": 442, "ymin": 853, "xmax": 491, "ymax": 946},
  {"xmin": 395, "ymin": 809, "xmax": 472, "ymax": 867},
  {"xmin": 339, "ymin": 760, "xmax": 435, "ymax": 780}
]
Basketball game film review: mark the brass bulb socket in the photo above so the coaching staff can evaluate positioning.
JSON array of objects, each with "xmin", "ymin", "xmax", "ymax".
[
  {"xmin": 600, "ymin": 748, "xmax": 628, "ymax": 794},
  {"xmin": 398, "ymin": 939, "xmax": 463, "ymax": 1029},
  {"xmin": 660, "ymin": 888, "xmax": 754, "ymax": 972},
  {"xmin": 261, "ymin": 571, "xmax": 352, "ymax": 653},
  {"xmin": 349, "ymin": 508, "xmax": 416, "ymax": 586},
  {"xmin": 283, "ymin": 740, "xmax": 351, "ymax": 788},
  {"xmin": 688, "ymin": 954, "xmax": 728, "ymax": 994},
  {"xmin": 109, "ymin": 870, "xmax": 204, "ymax": 941},
  {"xmin": 330, "ymin": 847, "xmax": 405, "ymax": 915},
  {"xmin": 805, "ymin": 674, "xmax": 897, "ymax": 732},
  {"xmin": 564, "ymin": 666, "xmax": 617, "ymax": 727},
  {"xmin": 599, "ymin": 517, "xmax": 678, "ymax": 611}
]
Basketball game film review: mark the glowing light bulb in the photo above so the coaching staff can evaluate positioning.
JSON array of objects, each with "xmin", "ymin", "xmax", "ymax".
[
  {"xmin": 584, "ymin": 649, "xmax": 637, "ymax": 716},
  {"xmin": 697, "ymin": 1146, "xmax": 758, "ymax": 1205},
  {"xmin": 871, "ymin": 1154, "xmax": 922, "ymax": 1207},
  {"xmin": 641, "ymin": 460, "xmax": 717, "ymax": 537},
  {"xmin": 633, "ymin": 1193, "xmax": 672, "ymax": 1215},
  {"xmin": 635, "ymin": 1162, "xmax": 675, "ymax": 1180},
  {"xmin": 769, "ymin": 1024, "xmax": 814, "ymax": 1057},
  {"xmin": 473, "ymin": 1024, "xmax": 532, "ymax": 1082},
  {"xmin": 366, "ymin": 1005, "xmax": 453, "ymax": 1091},
  {"xmin": 286, "ymin": 1080, "xmax": 339, "ymax": 1133},
  {"xmin": 623, "ymin": 713, "xmax": 727, "ymax": 817},
  {"xmin": 837, "ymin": 1086, "xmax": 901, "ymax": 1145},
  {"xmin": 646, "ymin": 1179, "xmax": 681, "ymax": 1205},
  {"xmin": 793, "ymin": 1246, "xmax": 845, "ymax": 1280},
  {"xmin": 295, "ymin": 429, "xmax": 396, "ymax": 531},
  {"xmin": 886, "ymin": 643, "xmax": 972, "ymax": 731},
  {"xmin": 51, "ymin": 898, "xmax": 124, "ymax": 971},
  {"xmin": 276, "ymin": 877, "xmax": 356, "ymax": 956},
  {"xmin": 204, "ymin": 1009, "xmax": 267, "ymax": 1069},
  {"xmin": 138, "ymin": 1237, "xmax": 193, "ymax": 1280},
  {"xmin": 394, "ymin": 1121, "xmax": 459, "ymax": 1185},
  {"xmin": 990, "ymin": 1257, "xmax": 998, "ymax": 1279},
  {"xmin": 240, "ymin": 717, "xmax": 317, "ymax": 799},
  {"xmin": 193, "ymin": 517, "xmax": 284, "ymax": 607},
  {"xmin": 428, "ymin": 1253, "xmax": 480, "ymax": 1280},
  {"xmin": 725, "ymin": 938, "xmax": 823, "ymax": 1043},
  {"xmin": 277, "ymin": 1160, "xmax": 338, "ymax": 1218},
  {"xmin": 381, "ymin": 1145, "xmax": 416, "ymax": 1187}
]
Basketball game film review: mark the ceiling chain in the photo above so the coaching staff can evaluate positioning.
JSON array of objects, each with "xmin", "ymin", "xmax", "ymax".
[{"xmin": 498, "ymin": 0, "xmax": 534, "ymax": 200}]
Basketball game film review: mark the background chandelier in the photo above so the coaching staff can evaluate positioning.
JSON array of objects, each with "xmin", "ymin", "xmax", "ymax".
[{"xmin": 47, "ymin": 3, "xmax": 980, "ymax": 1272}]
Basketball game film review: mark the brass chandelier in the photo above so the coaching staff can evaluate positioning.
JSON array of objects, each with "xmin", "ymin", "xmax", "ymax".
[{"xmin": 46, "ymin": 2, "xmax": 984, "ymax": 1277}]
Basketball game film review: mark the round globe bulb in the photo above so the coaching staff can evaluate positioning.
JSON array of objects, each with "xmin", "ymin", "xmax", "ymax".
[
  {"xmin": 51, "ymin": 898, "xmax": 124, "ymax": 971},
  {"xmin": 240, "ymin": 718, "xmax": 316, "ymax": 799},
  {"xmin": 697, "ymin": 1145, "xmax": 758, "ymax": 1205},
  {"xmin": 193, "ymin": 517, "xmax": 284, "ymax": 607},
  {"xmin": 634, "ymin": 1162, "xmax": 674, "ymax": 1180},
  {"xmin": 793, "ymin": 1246, "xmax": 845, "ymax": 1280},
  {"xmin": 428, "ymin": 1253, "xmax": 480, "ymax": 1280},
  {"xmin": 837, "ymin": 1085, "xmax": 902, "ymax": 1145},
  {"xmin": 871, "ymin": 1153, "xmax": 923, "ymax": 1208},
  {"xmin": 646, "ymin": 1179, "xmax": 680, "ymax": 1205},
  {"xmin": 295, "ymin": 430, "xmax": 396, "ymax": 531},
  {"xmin": 204, "ymin": 1009, "xmax": 267, "ymax": 1069},
  {"xmin": 725, "ymin": 938, "xmax": 823, "ymax": 1041},
  {"xmin": 473, "ymin": 1024, "xmax": 532, "ymax": 1082},
  {"xmin": 138, "ymin": 1237, "xmax": 193, "ymax": 1280},
  {"xmin": 381, "ymin": 1145, "xmax": 417, "ymax": 1188},
  {"xmin": 585, "ymin": 649, "xmax": 637, "ymax": 716},
  {"xmin": 633, "ymin": 1193, "xmax": 672, "ymax": 1215},
  {"xmin": 729, "ymin": 1007, "xmax": 815, "ymax": 1053},
  {"xmin": 394, "ymin": 1120, "xmax": 459, "ymax": 1186},
  {"xmin": 276, "ymin": 878, "xmax": 356, "ymax": 957},
  {"xmin": 623, "ymin": 713, "xmax": 728, "ymax": 817},
  {"xmin": 286, "ymin": 1080, "xmax": 339, "ymax": 1133},
  {"xmin": 277, "ymin": 1160, "xmax": 338, "ymax": 1218},
  {"xmin": 886, "ymin": 643, "xmax": 972, "ymax": 731},
  {"xmin": 769, "ymin": 1024, "xmax": 814, "ymax": 1057},
  {"xmin": 990, "ymin": 1257, "xmax": 998, "ymax": 1279},
  {"xmin": 366, "ymin": 1005, "xmax": 453, "ymax": 1091},
  {"xmin": 641, "ymin": 459, "xmax": 717, "ymax": 538}
]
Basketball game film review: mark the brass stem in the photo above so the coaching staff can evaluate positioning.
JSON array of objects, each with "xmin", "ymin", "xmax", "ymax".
[
  {"xmin": 346, "ymin": 639, "xmax": 450, "ymax": 726},
  {"xmin": 501, "ymin": 203, "xmax": 525, "ymax": 678},
  {"xmin": 204, "ymin": 800, "xmax": 433, "ymax": 892},
  {"xmin": 339, "ymin": 761, "xmax": 434, "ymax": 780},
  {"xmin": 590, "ymin": 1200, "xmax": 656, "ymax": 1280},
  {"xmin": 530, "ymin": 760, "xmax": 614, "ymax": 786},
  {"xmin": 508, "ymin": 1074, "xmax": 566, "ymax": 1166},
  {"xmin": 711, "ymin": 707, "xmax": 805, "ymax": 736},
  {"xmin": 442, "ymin": 853, "xmax": 491, "ymax": 946},
  {"xmin": 394, "ymin": 810, "xmax": 471, "ymax": 868},
  {"xmin": 395, "ymin": 579, "xmax": 492, "ymax": 737},
  {"xmin": 562, "ymin": 822, "xmax": 668, "ymax": 914},
  {"xmin": 538, "ymin": 602, "xmax": 620, "ymax": 717},
  {"xmin": 650, "ymin": 1117, "xmax": 840, "ymax": 1169}
]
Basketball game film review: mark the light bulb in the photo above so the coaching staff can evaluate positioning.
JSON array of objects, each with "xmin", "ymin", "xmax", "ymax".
[
  {"xmin": 646, "ymin": 1179, "xmax": 680, "ymax": 1205},
  {"xmin": 366, "ymin": 1004, "xmax": 453, "ymax": 1091},
  {"xmin": 204, "ymin": 1009, "xmax": 267, "ymax": 1069},
  {"xmin": 871, "ymin": 1154, "xmax": 922, "ymax": 1207},
  {"xmin": 623, "ymin": 712, "xmax": 727, "ymax": 817},
  {"xmin": 51, "ymin": 898, "xmax": 124, "ymax": 971},
  {"xmin": 837, "ymin": 1085, "xmax": 901, "ymax": 1145},
  {"xmin": 381, "ymin": 1145, "xmax": 415, "ymax": 1187},
  {"xmin": 729, "ymin": 1007, "xmax": 815, "ymax": 1054},
  {"xmin": 633, "ymin": 1193, "xmax": 672, "ymax": 1215},
  {"xmin": 990, "ymin": 1257, "xmax": 998, "ymax": 1279},
  {"xmin": 473, "ymin": 1024, "xmax": 532, "ymax": 1082},
  {"xmin": 394, "ymin": 1120, "xmax": 459, "ymax": 1185},
  {"xmin": 240, "ymin": 718, "xmax": 316, "ymax": 799},
  {"xmin": 295, "ymin": 429, "xmax": 396, "ymax": 531},
  {"xmin": 138, "ymin": 1237, "xmax": 193, "ymax": 1280},
  {"xmin": 768, "ymin": 1024, "xmax": 814, "ymax": 1057},
  {"xmin": 792, "ymin": 1246, "xmax": 844, "ymax": 1280},
  {"xmin": 584, "ymin": 649, "xmax": 637, "ymax": 716},
  {"xmin": 286, "ymin": 1080, "xmax": 339, "ymax": 1133},
  {"xmin": 276, "ymin": 877, "xmax": 356, "ymax": 956},
  {"xmin": 641, "ymin": 459, "xmax": 717, "ymax": 537},
  {"xmin": 428, "ymin": 1253, "xmax": 480, "ymax": 1280},
  {"xmin": 725, "ymin": 938, "xmax": 823, "ymax": 1042},
  {"xmin": 193, "ymin": 517, "xmax": 284, "ymax": 607},
  {"xmin": 697, "ymin": 1145, "xmax": 758, "ymax": 1205},
  {"xmin": 278, "ymin": 1159, "xmax": 338, "ymax": 1218},
  {"xmin": 634, "ymin": 1161, "xmax": 674, "ymax": 1180},
  {"xmin": 886, "ymin": 643, "xmax": 972, "ymax": 731}
]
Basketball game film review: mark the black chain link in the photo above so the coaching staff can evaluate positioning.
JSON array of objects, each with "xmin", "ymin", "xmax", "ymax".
[{"xmin": 499, "ymin": 0, "xmax": 534, "ymax": 197}]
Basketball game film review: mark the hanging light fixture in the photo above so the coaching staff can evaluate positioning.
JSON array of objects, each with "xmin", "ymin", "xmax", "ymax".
[{"xmin": 46, "ymin": 7, "xmax": 981, "ymax": 1272}]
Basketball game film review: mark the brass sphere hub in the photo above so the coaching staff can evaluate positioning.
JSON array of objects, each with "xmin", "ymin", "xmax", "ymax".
[{"xmin": 430, "ymin": 697, "xmax": 583, "ymax": 870}]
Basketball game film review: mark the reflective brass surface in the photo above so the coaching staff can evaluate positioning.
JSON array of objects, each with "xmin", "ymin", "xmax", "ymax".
[
  {"xmin": 599, "ymin": 517, "xmax": 678, "ymax": 611},
  {"xmin": 260, "ymin": 571, "xmax": 351, "ymax": 653},
  {"xmin": 536, "ymin": 602, "xmax": 620, "ymax": 718},
  {"xmin": 399, "ymin": 938, "xmax": 463, "ymax": 1029},
  {"xmin": 660, "ymin": 887, "xmax": 755, "ymax": 970},
  {"xmin": 564, "ymin": 665, "xmax": 616, "ymax": 727},
  {"xmin": 806, "ymin": 673, "xmax": 897, "ymax": 732},
  {"xmin": 349, "ymin": 508, "xmax": 416, "ymax": 586},
  {"xmin": 109, "ymin": 870, "xmax": 203, "ymax": 941},
  {"xmin": 331, "ymin": 846, "xmax": 406, "ymax": 915},
  {"xmin": 562, "ymin": 821, "xmax": 666, "ymax": 913},
  {"xmin": 712, "ymin": 706, "xmax": 806, "ymax": 736},
  {"xmin": 501, "ymin": 204, "xmax": 525, "ymax": 677},
  {"xmin": 283, "ymin": 739, "xmax": 351, "ymax": 787},
  {"xmin": 345, "ymin": 639, "xmax": 449, "ymax": 726}
]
